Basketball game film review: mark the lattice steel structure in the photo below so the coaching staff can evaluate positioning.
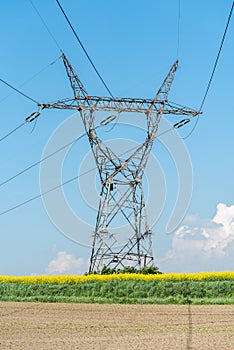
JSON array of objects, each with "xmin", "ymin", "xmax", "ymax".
[{"xmin": 38, "ymin": 54, "xmax": 201, "ymax": 272}]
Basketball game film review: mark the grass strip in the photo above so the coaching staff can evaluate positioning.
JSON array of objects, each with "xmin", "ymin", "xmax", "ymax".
[{"xmin": 0, "ymin": 279, "xmax": 233, "ymax": 304}]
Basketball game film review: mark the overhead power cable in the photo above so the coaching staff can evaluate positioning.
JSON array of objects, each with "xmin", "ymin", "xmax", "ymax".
[
  {"xmin": 29, "ymin": 0, "xmax": 63, "ymax": 53},
  {"xmin": 0, "ymin": 135, "xmax": 83, "ymax": 188},
  {"xmin": 0, "ymin": 117, "xmax": 178, "ymax": 191},
  {"xmin": 0, "ymin": 123, "xmax": 105, "ymax": 188},
  {"xmin": 183, "ymin": 1, "xmax": 234, "ymax": 139},
  {"xmin": 0, "ymin": 56, "xmax": 61, "ymax": 104},
  {"xmin": 0, "ymin": 122, "xmax": 26, "ymax": 143},
  {"xmin": 199, "ymin": 1, "xmax": 234, "ymax": 112},
  {"xmin": 0, "ymin": 110, "xmax": 41, "ymax": 143},
  {"xmin": 0, "ymin": 78, "xmax": 39, "ymax": 104},
  {"xmin": 0, "ymin": 109, "xmax": 42, "ymax": 144},
  {"xmin": 0, "ymin": 122, "xmax": 177, "ymax": 217},
  {"xmin": 0, "ymin": 56, "xmax": 60, "ymax": 143},
  {"xmin": 0, "ymin": 175, "xmax": 80, "ymax": 217},
  {"xmin": 176, "ymin": 0, "xmax": 181, "ymax": 60},
  {"xmin": 55, "ymin": 0, "xmax": 114, "ymax": 98}
]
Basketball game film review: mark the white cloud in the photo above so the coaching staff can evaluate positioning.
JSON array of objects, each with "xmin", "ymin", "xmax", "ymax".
[
  {"xmin": 157, "ymin": 203, "xmax": 234, "ymax": 272},
  {"xmin": 45, "ymin": 251, "xmax": 88, "ymax": 275},
  {"xmin": 44, "ymin": 204, "xmax": 234, "ymax": 274}
]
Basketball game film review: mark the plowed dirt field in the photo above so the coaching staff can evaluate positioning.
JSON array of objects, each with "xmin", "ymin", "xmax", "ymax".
[{"xmin": 0, "ymin": 302, "xmax": 233, "ymax": 349}]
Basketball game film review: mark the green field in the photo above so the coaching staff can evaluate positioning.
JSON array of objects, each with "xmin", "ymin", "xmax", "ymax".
[{"xmin": 1, "ymin": 278, "xmax": 233, "ymax": 304}]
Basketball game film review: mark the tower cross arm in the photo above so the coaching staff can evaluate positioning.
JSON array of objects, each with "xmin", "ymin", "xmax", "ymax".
[
  {"xmin": 44, "ymin": 55, "xmax": 200, "ymax": 117},
  {"xmin": 39, "ymin": 96, "xmax": 201, "ymax": 117}
]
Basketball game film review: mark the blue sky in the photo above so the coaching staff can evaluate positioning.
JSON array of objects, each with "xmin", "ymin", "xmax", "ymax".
[{"xmin": 0, "ymin": 0, "xmax": 233, "ymax": 275}]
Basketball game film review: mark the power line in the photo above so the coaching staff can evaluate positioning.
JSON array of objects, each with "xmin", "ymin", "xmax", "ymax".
[
  {"xmin": 177, "ymin": 0, "xmax": 181, "ymax": 60},
  {"xmin": 0, "ymin": 56, "xmax": 61, "ymax": 142},
  {"xmin": 0, "ymin": 109, "xmax": 43, "ymax": 144},
  {"xmin": 0, "ymin": 122, "xmax": 26, "ymax": 143},
  {"xmin": 0, "ymin": 119, "xmax": 177, "ymax": 190},
  {"xmin": 0, "ymin": 167, "xmax": 100, "ymax": 217},
  {"xmin": 0, "ymin": 175, "xmax": 80, "ymax": 217},
  {"xmin": 0, "ymin": 57, "xmax": 59, "ymax": 144},
  {"xmin": 0, "ymin": 121, "xmax": 121, "ymax": 189},
  {"xmin": 0, "ymin": 124, "xmax": 106, "ymax": 188},
  {"xmin": 29, "ymin": 0, "xmax": 63, "ymax": 53},
  {"xmin": 0, "ymin": 135, "xmax": 83, "ymax": 188},
  {"xmin": 0, "ymin": 56, "xmax": 61, "ymax": 104},
  {"xmin": 182, "ymin": 117, "xmax": 199, "ymax": 140},
  {"xmin": 199, "ymin": 1, "xmax": 234, "ymax": 111},
  {"xmin": 183, "ymin": 1, "xmax": 234, "ymax": 140},
  {"xmin": 0, "ymin": 123, "xmax": 178, "ymax": 217},
  {"xmin": 55, "ymin": 0, "xmax": 114, "ymax": 98},
  {"xmin": 0, "ymin": 78, "xmax": 39, "ymax": 104}
]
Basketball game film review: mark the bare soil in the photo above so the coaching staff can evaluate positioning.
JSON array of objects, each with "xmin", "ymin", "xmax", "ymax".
[{"xmin": 0, "ymin": 302, "xmax": 233, "ymax": 349}]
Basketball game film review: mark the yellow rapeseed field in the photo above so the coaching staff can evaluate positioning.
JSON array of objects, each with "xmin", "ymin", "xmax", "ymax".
[{"xmin": 0, "ymin": 271, "xmax": 233, "ymax": 284}]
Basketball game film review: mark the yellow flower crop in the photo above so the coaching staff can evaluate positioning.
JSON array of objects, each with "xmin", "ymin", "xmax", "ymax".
[{"xmin": 0, "ymin": 271, "xmax": 233, "ymax": 284}]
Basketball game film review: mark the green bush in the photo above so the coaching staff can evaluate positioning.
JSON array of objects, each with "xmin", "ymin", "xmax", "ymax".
[{"xmin": 96, "ymin": 265, "xmax": 162, "ymax": 275}]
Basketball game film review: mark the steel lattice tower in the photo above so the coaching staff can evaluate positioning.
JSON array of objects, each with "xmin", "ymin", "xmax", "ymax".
[{"xmin": 39, "ymin": 54, "xmax": 200, "ymax": 273}]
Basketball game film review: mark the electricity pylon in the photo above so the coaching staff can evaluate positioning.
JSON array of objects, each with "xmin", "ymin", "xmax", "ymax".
[{"xmin": 38, "ymin": 54, "xmax": 200, "ymax": 273}]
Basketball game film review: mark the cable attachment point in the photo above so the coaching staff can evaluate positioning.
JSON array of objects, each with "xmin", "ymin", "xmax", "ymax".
[
  {"xmin": 173, "ymin": 118, "xmax": 190, "ymax": 129},
  {"xmin": 25, "ymin": 111, "xmax": 40, "ymax": 123}
]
